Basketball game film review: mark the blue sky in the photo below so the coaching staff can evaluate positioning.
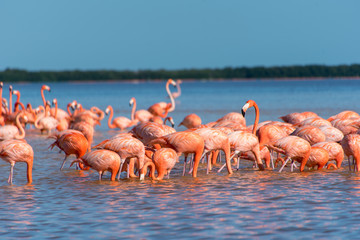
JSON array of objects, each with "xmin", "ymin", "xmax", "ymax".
[{"xmin": 1, "ymin": 0, "xmax": 359, "ymax": 71}]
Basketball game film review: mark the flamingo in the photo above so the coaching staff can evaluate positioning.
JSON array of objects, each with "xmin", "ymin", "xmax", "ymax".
[
  {"xmin": 341, "ymin": 134, "xmax": 360, "ymax": 171},
  {"xmin": 318, "ymin": 125, "xmax": 344, "ymax": 142},
  {"xmin": 34, "ymin": 101, "xmax": 58, "ymax": 134},
  {"xmin": 0, "ymin": 139, "xmax": 34, "ymax": 184},
  {"xmin": 105, "ymin": 98, "xmax": 137, "ymax": 131},
  {"xmin": 306, "ymin": 147, "xmax": 330, "ymax": 170},
  {"xmin": 279, "ymin": 111, "xmax": 319, "ymax": 125},
  {"xmin": 0, "ymin": 82, "xmax": 4, "ymax": 126},
  {"xmin": 192, "ymin": 128, "xmax": 232, "ymax": 175},
  {"xmin": 148, "ymin": 79, "xmax": 176, "ymax": 118},
  {"xmin": 265, "ymin": 136, "xmax": 311, "ymax": 172},
  {"xmin": 71, "ymin": 149, "xmax": 121, "ymax": 181},
  {"xmin": 131, "ymin": 121, "xmax": 176, "ymax": 146},
  {"xmin": 0, "ymin": 111, "xmax": 27, "ymax": 140},
  {"xmin": 296, "ymin": 117, "xmax": 332, "ymax": 128},
  {"xmin": 313, "ymin": 141, "xmax": 344, "ymax": 169},
  {"xmin": 49, "ymin": 129, "xmax": 89, "ymax": 170},
  {"xmin": 149, "ymin": 131, "xmax": 205, "ymax": 178},
  {"xmin": 328, "ymin": 110, "xmax": 360, "ymax": 122},
  {"xmin": 218, "ymin": 100, "xmax": 265, "ymax": 171},
  {"xmin": 40, "ymin": 84, "xmax": 51, "ymax": 107},
  {"xmin": 290, "ymin": 125, "xmax": 326, "ymax": 145},
  {"xmin": 93, "ymin": 136, "xmax": 145, "ymax": 179},
  {"xmin": 70, "ymin": 121, "xmax": 94, "ymax": 151},
  {"xmin": 171, "ymin": 79, "xmax": 182, "ymax": 99},
  {"xmin": 140, "ymin": 148, "xmax": 178, "ymax": 180},
  {"xmin": 178, "ymin": 113, "xmax": 202, "ymax": 129}
]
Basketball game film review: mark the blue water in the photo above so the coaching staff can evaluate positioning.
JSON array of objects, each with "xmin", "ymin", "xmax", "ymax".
[{"xmin": 1, "ymin": 79, "xmax": 360, "ymax": 239}]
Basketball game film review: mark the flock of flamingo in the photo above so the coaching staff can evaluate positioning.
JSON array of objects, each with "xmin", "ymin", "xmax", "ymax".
[{"xmin": 1, "ymin": 79, "xmax": 360, "ymax": 185}]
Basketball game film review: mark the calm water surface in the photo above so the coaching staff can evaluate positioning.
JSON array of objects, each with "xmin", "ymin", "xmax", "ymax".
[{"xmin": 1, "ymin": 79, "xmax": 360, "ymax": 239}]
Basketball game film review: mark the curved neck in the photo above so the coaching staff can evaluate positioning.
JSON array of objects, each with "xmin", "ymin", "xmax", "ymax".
[
  {"xmin": 131, "ymin": 99, "xmax": 136, "ymax": 122},
  {"xmin": 14, "ymin": 92, "xmax": 20, "ymax": 104},
  {"xmin": 107, "ymin": 106, "xmax": 116, "ymax": 129},
  {"xmin": 67, "ymin": 102, "xmax": 73, "ymax": 117},
  {"xmin": 140, "ymin": 161, "xmax": 156, "ymax": 179},
  {"xmin": 41, "ymin": 88, "xmax": 47, "ymax": 107},
  {"xmin": 252, "ymin": 102, "xmax": 259, "ymax": 135},
  {"xmin": 53, "ymin": 102, "xmax": 58, "ymax": 119},
  {"xmin": 166, "ymin": 82, "xmax": 175, "ymax": 112},
  {"xmin": 14, "ymin": 102, "xmax": 25, "ymax": 112},
  {"xmin": 175, "ymin": 83, "xmax": 181, "ymax": 95},
  {"xmin": 9, "ymin": 89, "xmax": 12, "ymax": 114},
  {"xmin": 15, "ymin": 113, "xmax": 26, "ymax": 139}
]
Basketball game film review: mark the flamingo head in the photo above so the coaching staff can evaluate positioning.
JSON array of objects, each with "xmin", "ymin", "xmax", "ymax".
[
  {"xmin": 168, "ymin": 79, "xmax": 176, "ymax": 87},
  {"xmin": 9, "ymin": 85, "xmax": 13, "ymax": 93},
  {"xmin": 241, "ymin": 100, "xmax": 256, "ymax": 117},
  {"xmin": 105, "ymin": 106, "xmax": 111, "ymax": 115},
  {"xmin": 0, "ymin": 82, "xmax": 3, "ymax": 88},
  {"xmin": 129, "ymin": 97, "xmax": 135, "ymax": 106},
  {"xmin": 42, "ymin": 85, "xmax": 51, "ymax": 92},
  {"xmin": 52, "ymin": 99, "xmax": 57, "ymax": 106}
]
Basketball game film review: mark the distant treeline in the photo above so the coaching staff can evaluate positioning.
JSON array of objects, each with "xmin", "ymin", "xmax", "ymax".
[{"xmin": 1, "ymin": 64, "xmax": 360, "ymax": 82}]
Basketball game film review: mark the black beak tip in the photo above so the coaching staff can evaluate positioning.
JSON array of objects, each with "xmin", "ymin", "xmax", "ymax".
[{"xmin": 241, "ymin": 109, "xmax": 246, "ymax": 117}]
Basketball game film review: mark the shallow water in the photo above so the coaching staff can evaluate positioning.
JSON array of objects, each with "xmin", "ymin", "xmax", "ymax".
[{"xmin": 1, "ymin": 79, "xmax": 360, "ymax": 239}]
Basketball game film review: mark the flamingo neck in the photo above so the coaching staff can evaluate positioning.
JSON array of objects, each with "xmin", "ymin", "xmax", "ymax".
[
  {"xmin": 54, "ymin": 102, "xmax": 58, "ymax": 119},
  {"xmin": 67, "ymin": 103, "xmax": 73, "ymax": 116},
  {"xmin": 131, "ymin": 99, "xmax": 136, "ymax": 122},
  {"xmin": 9, "ymin": 90, "xmax": 12, "ymax": 114},
  {"xmin": 140, "ymin": 161, "xmax": 156, "ymax": 180},
  {"xmin": 252, "ymin": 102, "xmax": 259, "ymax": 135},
  {"xmin": 176, "ymin": 83, "xmax": 181, "ymax": 96},
  {"xmin": 15, "ymin": 113, "xmax": 25, "ymax": 139},
  {"xmin": 107, "ymin": 106, "xmax": 116, "ymax": 129},
  {"xmin": 166, "ymin": 82, "xmax": 175, "ymax": 112}
]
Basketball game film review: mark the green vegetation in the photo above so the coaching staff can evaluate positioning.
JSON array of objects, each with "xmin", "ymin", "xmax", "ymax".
[{"xmin": 1, "ymin": 64, "xmax": 359, "ymax": 82}]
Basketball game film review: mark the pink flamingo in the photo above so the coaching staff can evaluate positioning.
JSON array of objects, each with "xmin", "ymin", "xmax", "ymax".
[
  {"xmin": 266, "ymin": 136, "xmax": 311, "ymax": 172},
  {"xmin": 341, "ymin": 134, "xmax": 360, "ymax": 171},
  {"xmin": 0, "ymin": 111, "xmax": 27, "ymax": 140},
  {"xmin": 171, "ymin": 79, "xmax": 182, "ymax": 99},
  {"xmin": 49, "ymin": 129, "xmax": 89, "ymax": 170},
  {"xmin": 290, "ymin": 125, "xmax": 326, "ymax": 145},
  {"xmin": 140, "ymin": 148, "xmax": 178, "ymax": 180},
  {"xmin": 93, "ymin": 136, "xmax": 145, "ymax": 179},
  {"xmin": 313, "ymin": 141, "xmax": 344, "ymax": 169},
  {"xmin": 105, "ymin": 98, "xmax": 137, "ymax": 131},
  {"xmin": 148, "ymin": 79, "xmax": 176, "ymax": 118},
  {"xmin": 0, "ymin": 139, "xmax": 34, "ymax": 184},
  {"xmin": 280, "ymin": 111, "xmax": 318, "ymax": 125},
  {"xmin": 149, "ymin": 131, "xmax": 205, "ymax": 178},
  {"xmin": 71, "ymin": 149, "xmax": 121, "ymax": 181},
  {"xmin": 178, "ymin": 113, "xmax": 202, "ymax": 129}
]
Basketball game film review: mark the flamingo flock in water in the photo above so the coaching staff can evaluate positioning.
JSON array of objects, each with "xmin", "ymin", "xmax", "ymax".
[{"xmin": 1, "ymin": 78, "xmax": 360, "ymax": 185}]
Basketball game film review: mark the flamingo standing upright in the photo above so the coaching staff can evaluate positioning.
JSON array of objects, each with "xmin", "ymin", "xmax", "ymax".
[
  {"xmin": 0, "ymin": 111, "xmax": 27, "ymax": 140},
  {"xmin": 0, "ymin": 139, "xmax": 34, "ymax": 184},
  {"xmin": 105, "ymin": 98, "xmax": 137, "ymax": 131},
  {"xmin": 148, "ymin": 79, "xmax": 176, "ymax": 118},
  {"xmin": 171, "ymin": 79, "xmax": 182, "ymax": 99},
  {"xmin": 219, "ymin": 100, "xmax": 265, "ymax": 171}
]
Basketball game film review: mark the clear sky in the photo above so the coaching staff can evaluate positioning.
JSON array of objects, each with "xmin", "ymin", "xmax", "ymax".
[{"xmin": 1, "ymin": 0, "xmax": 359, "ymax": 71}]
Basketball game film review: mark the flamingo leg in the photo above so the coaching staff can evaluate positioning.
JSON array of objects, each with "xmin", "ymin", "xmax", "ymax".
[
  {"xmin": 60, "ymin": 155, "xmax": 69, "ymax": 170},
  {"xmin": 348, "ymin": 156, "xmax": 352, "ymax": 171},
  {"xmin": 8, "ymin": 163, "xmax": 15, "ymax": 184},
  {"xmin": 279, "ymin": 157, "xmax": 291, "ymax": 173},
  {"xmin": 182, "ymin": 155, "xmax": 188, "ymax": 176},
  {"xmin": 99, "ymin": 171, "xmax": 102, "ymax": 181},
  {"xmin": 127, "ymin": 164, "xmax": 130, "ymax": 178},
  {"xmin": 117, "ymin": 159, "xmax": 125, "ymax": 180},
  {"xmin": 218, "ymin": 152, "xmax": 238, "ymax": 173},
  {"xmin": 270, "ymin": 150, "xmax": 275, "ymax": 169}
]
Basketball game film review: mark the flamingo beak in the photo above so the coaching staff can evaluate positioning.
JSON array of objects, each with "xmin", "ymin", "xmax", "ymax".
[{"xmin": 241, "ymin": 103, "xmax": 250, "ymax": 117}]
